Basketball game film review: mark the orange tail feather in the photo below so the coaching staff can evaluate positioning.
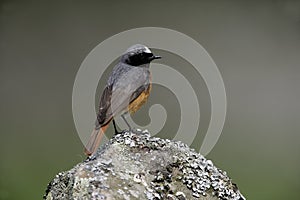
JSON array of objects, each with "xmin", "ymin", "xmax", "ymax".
[{"xmin": 84, "ymin": 124, "xmax": 109, "ymax": 156}]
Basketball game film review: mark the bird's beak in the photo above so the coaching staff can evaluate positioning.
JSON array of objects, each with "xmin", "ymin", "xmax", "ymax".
[{"xmin": 150, "ymin": 55, "xmax": 161, "ymax": 61}]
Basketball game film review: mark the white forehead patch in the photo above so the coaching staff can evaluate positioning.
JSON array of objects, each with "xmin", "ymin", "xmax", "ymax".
[{"xmin": 144, "ymin": 47, "xmax": 152, "ymax": 53}]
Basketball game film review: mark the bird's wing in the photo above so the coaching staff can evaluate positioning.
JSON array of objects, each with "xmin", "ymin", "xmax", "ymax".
[
  {"xmin": 96, "ymin": 85, "xmax": 113, "ymax": 127},
  {"xmin": 96, "ymin": 69, "xmax": 149, "ymax": 127}
]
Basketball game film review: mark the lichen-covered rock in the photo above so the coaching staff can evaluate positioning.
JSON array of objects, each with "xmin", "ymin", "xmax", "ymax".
[{"xmin": 44, "ymin": 130, "xmax": 245, "ymax": 200}]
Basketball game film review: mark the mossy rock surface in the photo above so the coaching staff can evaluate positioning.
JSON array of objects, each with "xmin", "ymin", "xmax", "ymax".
[{"xmin": 44, "ymin": 130, "xmax": 245, "ymax": 200}]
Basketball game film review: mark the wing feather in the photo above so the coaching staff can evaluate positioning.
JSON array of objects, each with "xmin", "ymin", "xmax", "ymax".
[{"xmin": 96, "ymin": 67, "xmax": 150, "ymax": 127}]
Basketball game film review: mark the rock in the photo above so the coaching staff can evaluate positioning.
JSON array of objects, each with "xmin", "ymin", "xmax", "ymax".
[{"xmin": 44, "ymin": 130, "xmax": 246, "ymax": 200}]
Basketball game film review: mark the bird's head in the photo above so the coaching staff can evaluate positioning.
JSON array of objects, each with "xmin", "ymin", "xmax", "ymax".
[{"xmin": 121, "ymin": 44, "xmax": 161, "ymax": 66}]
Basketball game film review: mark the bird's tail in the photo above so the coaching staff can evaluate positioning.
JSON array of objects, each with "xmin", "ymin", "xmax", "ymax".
[{"xmin": 84, "ymin": 124, "xmax": 109, "ymax": 156}]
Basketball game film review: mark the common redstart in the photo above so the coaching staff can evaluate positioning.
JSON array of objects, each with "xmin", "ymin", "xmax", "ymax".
[{"xmin": 84, "ymin": 44, "xmax": 161, "ymax": 155}]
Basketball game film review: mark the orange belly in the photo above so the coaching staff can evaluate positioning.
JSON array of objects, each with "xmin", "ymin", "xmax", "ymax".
[{"xmin": 128, "ymin": 84, "xmax": 152, "ymax": 114}]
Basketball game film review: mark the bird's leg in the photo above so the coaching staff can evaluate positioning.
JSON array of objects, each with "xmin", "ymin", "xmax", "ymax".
[
  {"xmin": 121, "ymin": 114, "xmax": 132, "ymax": 131},
  {"xmin": 112, "ymin": 119, "xmax": 122, "ymax": 135}
]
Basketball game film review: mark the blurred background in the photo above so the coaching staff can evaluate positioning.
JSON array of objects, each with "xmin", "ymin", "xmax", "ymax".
[{"xmin": 1, "ymin": 0, "xmax": 300, "ymax": 199}]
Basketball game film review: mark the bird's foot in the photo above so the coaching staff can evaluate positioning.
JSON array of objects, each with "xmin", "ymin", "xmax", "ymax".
[{"xmin": 114, "ymin": 129, "xmax": 124, "ymax": 135}]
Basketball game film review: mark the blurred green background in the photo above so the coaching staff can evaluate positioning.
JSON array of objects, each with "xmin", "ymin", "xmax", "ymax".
[{"xmin": 1, "ymin": 0, "xmax": 300, "ymax": 199}]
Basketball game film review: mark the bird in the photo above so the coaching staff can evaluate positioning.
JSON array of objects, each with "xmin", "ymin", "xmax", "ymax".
[{"xmin": 84, "ymin": 44, "xmax": 161, "ymax": 155}]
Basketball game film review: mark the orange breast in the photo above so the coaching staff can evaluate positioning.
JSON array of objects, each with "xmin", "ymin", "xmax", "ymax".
[{"xmin": 128, "ymin": 84, "xmax": 152, "ymax": 114}]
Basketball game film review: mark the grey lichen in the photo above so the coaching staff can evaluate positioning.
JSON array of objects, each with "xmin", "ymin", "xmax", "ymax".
[{"xmin": 44, "ymin": 129, "xmax": 245, "ymax": 200}]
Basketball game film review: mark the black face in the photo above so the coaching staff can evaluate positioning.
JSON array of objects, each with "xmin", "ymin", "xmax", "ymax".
[{"xmin": 122, "ymin": 51, "xmax": 160, "ymax": 66}]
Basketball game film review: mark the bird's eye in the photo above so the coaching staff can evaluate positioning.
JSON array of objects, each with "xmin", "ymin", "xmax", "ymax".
[{"xmin": 140, "ymin": 52, "xmax": 146, "ymax": 58}]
